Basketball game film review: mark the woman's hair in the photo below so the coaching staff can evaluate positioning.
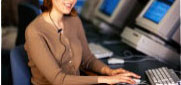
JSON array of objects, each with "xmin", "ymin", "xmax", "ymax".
[{"xmin": 41, "ymin": 0, "xmax": 77, "ymax": 16}]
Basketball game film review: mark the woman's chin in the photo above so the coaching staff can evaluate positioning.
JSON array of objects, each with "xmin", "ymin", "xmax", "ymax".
[{"xmin": 63, "ymin": 11, "xmax": 71, "ymax": 15}]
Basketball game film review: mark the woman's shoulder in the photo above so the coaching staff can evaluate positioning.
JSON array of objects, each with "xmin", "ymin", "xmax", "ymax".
[
  {"xmin": 65, "ymin": 15, "xmax": 83, "ymax": 30},
  {"xmin": 25, "ymin": 16, "xmax": 42, "ymax": 37},
  {"xmin": 25, "ymin": 14, "xmax": 46, "ymax": 35},
  {"xmin": 65, "ymin": 15, "xmax": 82, "ymax": 24}
]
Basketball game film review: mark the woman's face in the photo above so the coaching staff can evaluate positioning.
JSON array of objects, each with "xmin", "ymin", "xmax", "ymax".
[{"xmin": 52, "ymin": 0, "xmax": 77, "ymax": 14}]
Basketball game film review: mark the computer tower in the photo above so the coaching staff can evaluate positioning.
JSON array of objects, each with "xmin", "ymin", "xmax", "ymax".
[{"xmin": 121, "ymin": 27, "xmax": 180, "ymax": 67}]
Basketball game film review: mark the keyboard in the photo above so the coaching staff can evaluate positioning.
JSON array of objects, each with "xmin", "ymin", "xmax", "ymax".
[
  {"xmin": 88, "ymin": 43, "xmax": 113, "ymax": 59},
  {"xmin": 145, "ymin": 67, "xmax": 180, "ymax": 85}
]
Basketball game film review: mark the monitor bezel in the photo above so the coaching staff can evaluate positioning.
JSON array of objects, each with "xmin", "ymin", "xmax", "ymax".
[
  {"xmin": 94, "ymin": 0, "xmax": 127, "ymax": 24},
  {"xmin": 136, "ymin": 0, "xmax": 179, "ymax": 40},
  {"xmin": 171, "ymin": 25, "xmax": 180, "ymax": 45}
]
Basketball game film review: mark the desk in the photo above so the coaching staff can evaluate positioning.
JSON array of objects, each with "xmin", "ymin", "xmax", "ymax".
[
  {"xmin": 84, "ymin": 57, "xmax": 176, "ymax": 85},
  {"xmin": 101, "ymin": 57, "xmax": 173, "ymax": 81},
  {"xmin": 81, "ymin": 17, "xmax": 180, "ymax": 84}
]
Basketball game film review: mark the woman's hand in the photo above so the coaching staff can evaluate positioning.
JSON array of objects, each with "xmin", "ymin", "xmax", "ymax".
[
  {"xmin": 109, "ymin": 68, "xmax": 141, "ymax": 80},
  {"xmin": 107, "ymin": 68, "xmax": 128, "ymax": 76},
  {"xmin": 100, "ymin": 67, "xmax": 140, "ymax": 84},
  {"xmin": 98, "ymin": 72, "xmax": 141, "ymax": 84},
  {"xmin": 101, "ymin": 67, "xmax": 127, "ymax": 76},
  {"xmin": 102, "ymin": 67, "xmax": 138, "ymax": 76}
]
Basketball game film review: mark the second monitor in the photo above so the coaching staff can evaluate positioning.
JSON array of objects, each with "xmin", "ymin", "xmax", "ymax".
[
  {"xmin": 94, "ymin": 0, "xmax": 138, "ymax": 28},
  {"xmin": 136, "ymin": 0, "xmax": 179, "ymax": 40}
]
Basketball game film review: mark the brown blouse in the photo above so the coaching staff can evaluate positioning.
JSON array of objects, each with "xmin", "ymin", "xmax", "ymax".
[{"xmin": 24, "ymin": 14, "xmax": 109, "ymax": 85}]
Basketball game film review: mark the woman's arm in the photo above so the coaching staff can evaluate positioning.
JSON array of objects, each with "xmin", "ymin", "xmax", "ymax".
[
  {"xmin": 75, "ymin": 17, "xmax": 140, "ymax": 84},
  {"xmin": 75, "ymin": 16, "xmax": 125, "ymax": 76},
  {"xmin": 76, "ymin": 17, "xmax": 111, "ymax": 74}
]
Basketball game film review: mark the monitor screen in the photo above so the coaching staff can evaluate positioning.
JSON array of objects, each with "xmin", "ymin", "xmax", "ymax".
[
  {"xmin": 39, "ymin": 0, "xmax": 43, "ymax": 6},
  {"xmin": 143, "ymin": 0, "xmax": 175, "ymax": 24},
  {"xmin": 99, "ymin": 0, "xmax": 120, "ymax": 16},
  {"xmin": 74, "ymin": 0, "xmax": 87, "ymax": 14}
]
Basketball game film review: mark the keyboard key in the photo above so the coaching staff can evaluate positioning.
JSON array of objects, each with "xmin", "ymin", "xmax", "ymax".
[
  {"xmin": 158, "ymin": 68, "xmax": 169, "ymax": 84},
  {"xmin": 151, "ymin": 69, "xmax": 161, "ymax": 83},
  {"xmin": 148, "ymin": 70, "xmax": 158, "ymax": 83}
]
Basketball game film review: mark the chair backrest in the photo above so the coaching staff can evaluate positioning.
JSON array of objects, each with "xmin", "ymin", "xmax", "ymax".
[
  {"xmin": 16, "ymin": 2, "xmax": 40, "ymax": 46},
  {"xmin": 10, "ymin": 45, "xmax": 31, "ymax": 85}
]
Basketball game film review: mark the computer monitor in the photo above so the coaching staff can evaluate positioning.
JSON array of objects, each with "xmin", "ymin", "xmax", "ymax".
[
  {"xmin": 37, "ymin": 0, "xmax": 43, "ymax": 13},
  {"xmin": 136, "ymin": 0, "xmax": 179, "ymax": 40},
  {"xmin": 94, "ymin": 0, "xmax": 137, "ymax": 28},
  {"xmin": 171, "ymin": 25, "xmax": 180, "ymax": 46},
  {"xmin": 38, "ymin": 0, "xmax": 43, "ymax": 6},
  {"xmin": 74, "ymin": 0, "xmax": 87, "ymax": 14},
  {"xmin": 81, "ymin": 0, "xmax": 101, "ymax": 20}
]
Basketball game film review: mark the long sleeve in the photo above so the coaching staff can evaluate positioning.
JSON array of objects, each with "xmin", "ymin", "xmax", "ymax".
[
  {"xmin": 76, "ymin": 17, "xmax": 109, "ymax": 74},
  {"xmin": 25, "ymin": 27, "xmax": 99, "ymax": 85}
]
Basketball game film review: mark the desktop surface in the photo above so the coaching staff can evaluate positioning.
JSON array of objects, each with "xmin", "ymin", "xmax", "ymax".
[{"xmin": 80, "ymin": 17, "xmax": 180, "ymax": 84}]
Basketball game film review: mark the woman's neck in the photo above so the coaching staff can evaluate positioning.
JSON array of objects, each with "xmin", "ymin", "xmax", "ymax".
[
  {"xmin": 43, "ymin": 8, "xmax": 64, "ymax": 31},
  {"xmin": 49, "ymin": 8, "xmax": 64, "ymax": 24}
]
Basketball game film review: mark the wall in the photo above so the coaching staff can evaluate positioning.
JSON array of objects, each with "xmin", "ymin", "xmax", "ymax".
[{"xmin": 1, "ymin": 0, "xmax": 39, "ymax": 26}]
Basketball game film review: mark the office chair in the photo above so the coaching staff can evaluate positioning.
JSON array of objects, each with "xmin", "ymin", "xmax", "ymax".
[
  {"xmin": 16, "ymin": 2, "xmax": 40, "ymax": 46},
  {"xmin": 10, "ymin": 45, "xmax": 31, "ymax": 85}
]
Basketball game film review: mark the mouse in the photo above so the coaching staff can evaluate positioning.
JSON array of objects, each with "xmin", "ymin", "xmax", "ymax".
[
  {"xmin": 132, "ymin": 78, "xmax": 141, "ymax": 84},
  {"xmin": 116, "ymin": 78, "xmax": 141, "ymax": 85},
  {"xmin": 108, "ymin": 58, "xmax": 125, "ymax": 64}
]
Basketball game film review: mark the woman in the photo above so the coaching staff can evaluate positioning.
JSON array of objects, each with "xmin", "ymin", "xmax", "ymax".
[{"xmin": 24, "ymin": 0, "xmax": 140, "ymax": 84}]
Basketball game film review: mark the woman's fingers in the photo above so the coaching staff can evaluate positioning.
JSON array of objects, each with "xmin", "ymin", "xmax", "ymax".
[
  {"xmin": 119, "ymin": 76, "xmax": 136, "ymax": 84},
  {"xmin": 107, "ymin": 76, "xmax": 136, "ymax": 84},
  {"xmin": 104, "ymin": 69, "xmax": 141, "ymax": 84},
  {"xmin": 120, "ymin": 72, "xmax": 141, "ymax": 78},
  {"xmin": 111, "ymin": 68, "xmax": 128, "ymax": 75}
]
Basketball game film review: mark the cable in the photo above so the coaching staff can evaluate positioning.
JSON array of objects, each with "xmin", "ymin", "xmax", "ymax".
[
  {"xmin": 114, "ymin": 53, "xmax": 156, "ymax": 60},
  {"xmin": 124, "ymin": 57, "xmax": 156, "ymax": 63},
  {"xmin": 174, "ymin": 70, "xmax": 181, "ymax": 75},
  {"xmin": 59, "ymin": 34, "xmax": 67, "ymax": 65},
  {"xmin": 110, "ymin": 50, "xmax": 157, "ymax": 64},
  {"xmin": 121, "ymin": 50, "xmax": 157, "ymax": 61},
  {"xmin": 109, "ymin": 55, "xmax": 156, "ymax": 64}
]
